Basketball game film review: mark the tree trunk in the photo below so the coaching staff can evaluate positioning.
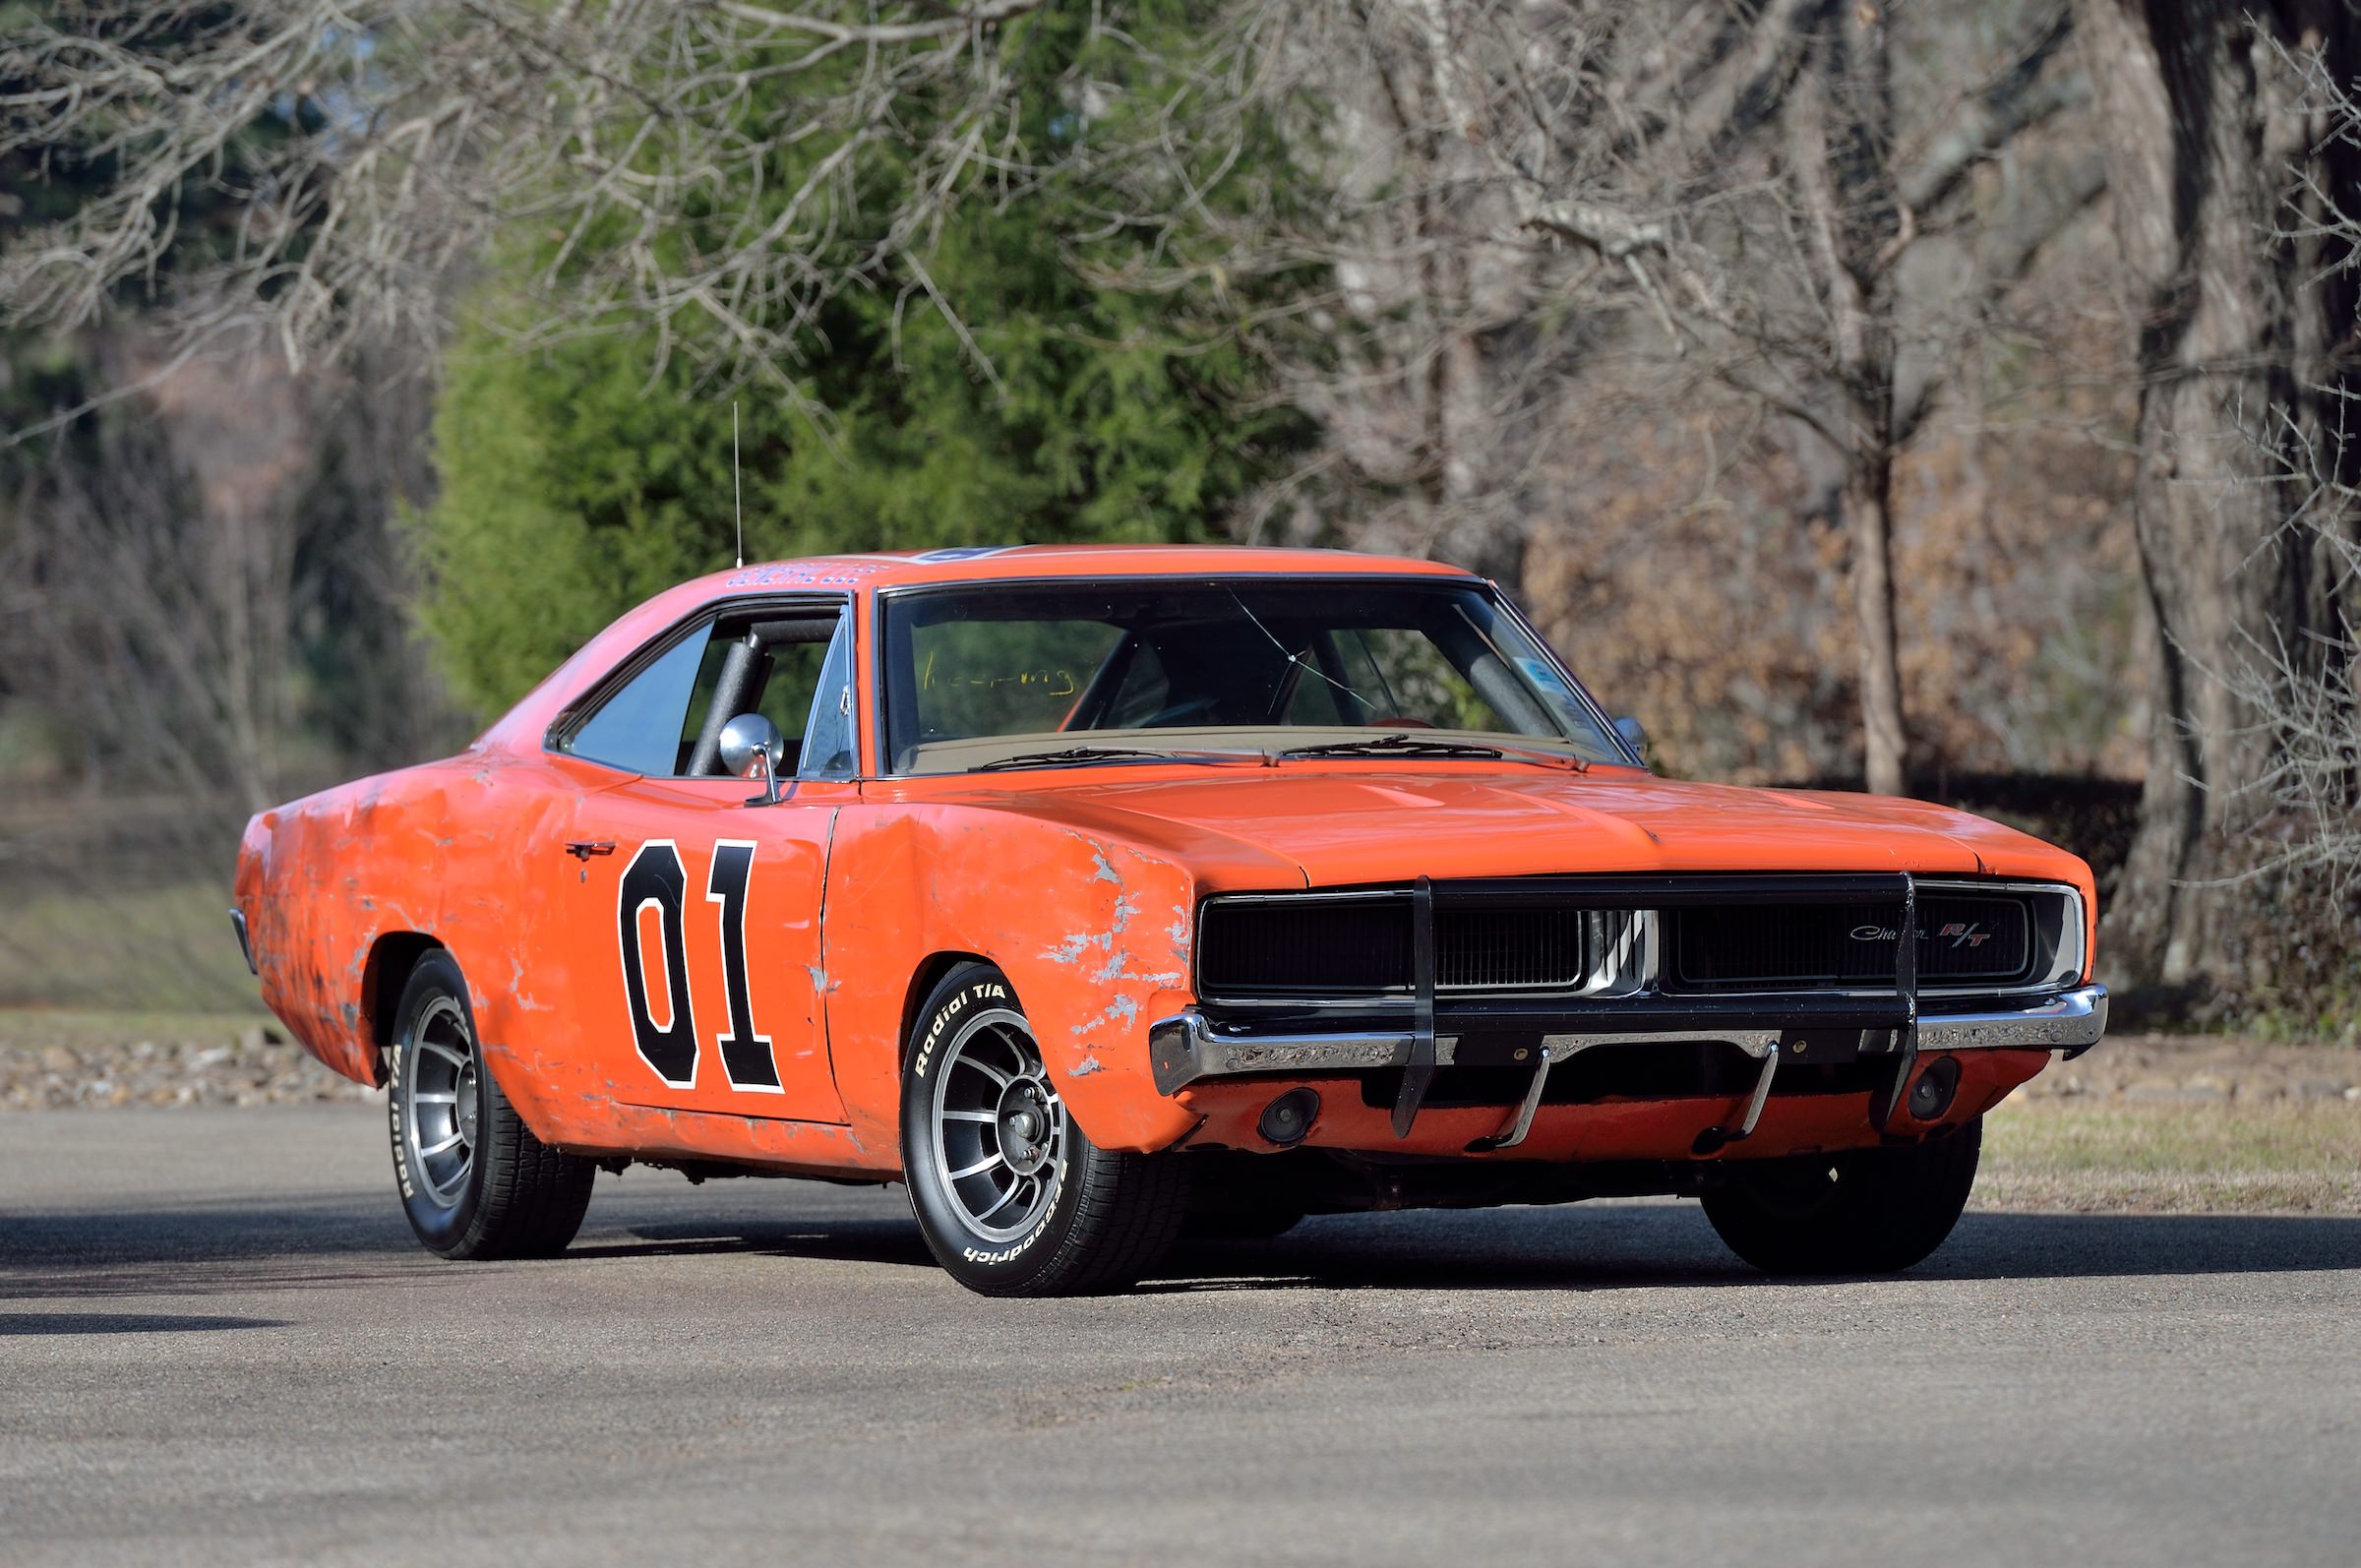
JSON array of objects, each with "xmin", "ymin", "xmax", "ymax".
[
  {"xmin": 1849, "ymin": 453, "xmax": 1908, "ymax": 797},
  {"xmin": 2080, "ymin": 0, "xmax": 2361, "ymax": 990},
  {"xmin": 1795, "ymin": 9, "xmax": 1910, "ymax": 795}
]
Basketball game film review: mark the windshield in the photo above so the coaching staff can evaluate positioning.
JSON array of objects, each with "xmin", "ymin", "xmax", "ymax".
[{"xmin": 879, "ymin": 578, "xmax": 1623, "ymax": 774}]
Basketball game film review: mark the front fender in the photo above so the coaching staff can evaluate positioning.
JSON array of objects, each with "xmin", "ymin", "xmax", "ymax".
[{"xmin": 822, "ymin": 805, "xmax": 1204, "ymax": 1159}]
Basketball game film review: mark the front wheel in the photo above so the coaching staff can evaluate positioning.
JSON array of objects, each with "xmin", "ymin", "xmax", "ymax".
[
  {"xmin": 1701, "ymin": 1118, "xmax": 1982, "ymax": 1276},
  {"xmin": 901, "ymin": 963, "xmax": 1187, "ymax": 1297},
  {"xmin": 388, "ymin": 950, "xmax": 595, "ymax": 1260}
]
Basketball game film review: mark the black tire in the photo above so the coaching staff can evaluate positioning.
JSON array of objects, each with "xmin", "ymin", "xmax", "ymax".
[
  {"xmin": 901, "ymin": 962, "xmax": 1188, "ymax": 1297},
  {"xmin": 1701, "ymin": 1118, "xmax": 1982, "ymax": 1276},
  {"xmin": 388, "ymin": 950, "xmax": 595, "ymax": 1260}
]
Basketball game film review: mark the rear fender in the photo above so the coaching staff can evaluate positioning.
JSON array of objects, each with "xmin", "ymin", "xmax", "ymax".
[
  {"xmin": 235, "ymin": 772, "xmax": 447, "ymax": 1086},
  {"xmin": 234, "ymin": 753, "xmax": 564, "ymax": 1097}
]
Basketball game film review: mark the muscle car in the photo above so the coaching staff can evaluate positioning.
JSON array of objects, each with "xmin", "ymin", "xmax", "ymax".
[{"xmin": 233, "ymin": 545, "xmax": 2107, "ymax": 1295}]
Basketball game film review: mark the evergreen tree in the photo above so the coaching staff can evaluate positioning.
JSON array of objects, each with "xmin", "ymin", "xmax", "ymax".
[{"xmin": 413, "ymin": 3, "xmax": 1315, "ymax": 717}]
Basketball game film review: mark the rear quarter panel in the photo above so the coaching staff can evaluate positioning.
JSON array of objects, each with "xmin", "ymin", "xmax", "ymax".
[{"xmin": 234, "ymin": 750, "xmax": 583, "ymax": 1087}]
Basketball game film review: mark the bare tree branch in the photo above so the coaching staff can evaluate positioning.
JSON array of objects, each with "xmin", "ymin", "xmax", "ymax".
[{"xmin": 1, "ymin": 1, "xmax": 1060, "ymax": 413}]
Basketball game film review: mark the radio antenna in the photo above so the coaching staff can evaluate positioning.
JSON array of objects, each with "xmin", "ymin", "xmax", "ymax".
[{"xmin": 732, "ymin": 400, "xmax": 744, "ymax": 569}]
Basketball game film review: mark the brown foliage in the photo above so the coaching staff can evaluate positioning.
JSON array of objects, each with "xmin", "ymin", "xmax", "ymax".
[{"xmin": 1522, "ymin": 329, "xmax": 2144, "ymax": 791}]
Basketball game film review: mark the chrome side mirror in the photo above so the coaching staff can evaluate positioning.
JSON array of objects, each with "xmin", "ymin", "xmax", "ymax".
[
  {"xmin": 1613, "ymin": 715, "xmax": 1648, "ymax": 763},
  {"xmin": 718, "ymin": 712, "xmax": 787, "ymax": 806}
]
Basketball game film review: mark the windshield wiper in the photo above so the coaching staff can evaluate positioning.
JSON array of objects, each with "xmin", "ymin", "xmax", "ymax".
[
  {"xmin": 975, "ymin": 746, "xmax": 1180, "ymax": 772},
  {"xmin": 1279, "ymin": 733, "xmax": 1589, "ymax": 770},
  {"xmin": 973, "ymin": 745, "xmax": 1263, "ymax": 773},
  {"xmin": 1282, "ymin": 733, "xmax": 1502, "ymax": 761}
]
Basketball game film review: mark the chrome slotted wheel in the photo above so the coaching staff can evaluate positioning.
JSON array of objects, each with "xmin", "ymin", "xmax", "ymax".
[
  {"xmin": 929, "ymin": 1007, "xmax": 1067, "ymax": 1242},
  {"xmin": 401, "ymin": 995, "xmax": 480, "ymax": 1210},
  {"xmin": 388, "ymin": 951, "xmax": 596, "ymax": 1260},
  {"xmin": 901, "ymin": 962, "xmax": 1190, "ymax": 1295}
]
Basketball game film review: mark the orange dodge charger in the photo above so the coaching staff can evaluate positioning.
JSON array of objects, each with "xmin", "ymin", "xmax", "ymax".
[{"xmin": 234, "ymin": 546, "xmax": 2106, "ymax": 1295}]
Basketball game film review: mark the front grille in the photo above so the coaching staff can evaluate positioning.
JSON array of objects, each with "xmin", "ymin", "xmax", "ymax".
[
  {"xmin": 1197, "ymin": 898, "xmax": 1412, "ymax": 997},
  {"xmin": 1666, "ymin": 895, "xmax": 2033, "ymax": 991},
  {"xmin": 1195, "ymin": 882, "xmax": 2062, "ymax": 1004},
  {"xmin": 1196, "ymin": 898, "xmax": 1644, "ymax": 999},
  {"xmin": 1434, "ymin": 907, "xmax": 1587, "ymax": 990}
]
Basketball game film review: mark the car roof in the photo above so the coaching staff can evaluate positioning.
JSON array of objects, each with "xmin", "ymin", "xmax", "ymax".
[{"xmin": 699, "ymin": 544, "xmax": 1482, "ymax": 594}]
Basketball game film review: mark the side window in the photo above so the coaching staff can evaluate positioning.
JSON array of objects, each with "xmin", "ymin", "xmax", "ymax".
[
  {"xmin": 679, "ymin": 633, "xmax": 831, "ymax": 774},
  {"xmin": 562, "ymin": 606, "xmax": 851, "ymax": 778},
  {"xmin": 561, "ymin": 626, "xmax": 712, "ymax": 776},
  {"xmin": 798, "ymin": 618, "xmax": 859, "ymax": 778}
]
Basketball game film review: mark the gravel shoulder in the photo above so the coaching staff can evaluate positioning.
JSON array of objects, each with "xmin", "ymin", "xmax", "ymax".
[{"xmin": 0, "ymin": 1011, "xmax": 372, "ymax": 1110}]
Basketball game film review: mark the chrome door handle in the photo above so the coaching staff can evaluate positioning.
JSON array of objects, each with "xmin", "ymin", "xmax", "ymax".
[{"xmin": 564, "ymin": 841, "xmax": 617, "ymax": 862}]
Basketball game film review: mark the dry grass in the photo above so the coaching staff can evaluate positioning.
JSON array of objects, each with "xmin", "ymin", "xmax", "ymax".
[
  {"xmin": 1979, "ymin": 1098, "xmax": 2361, "ymax": 1215},
  {"xmin": 0, "ymin": 882, "xmax": 262, "ymax": 1013},
  {"xmin": 0, "ymin": 1008, "xmax": 270, "ymax": 1051}
]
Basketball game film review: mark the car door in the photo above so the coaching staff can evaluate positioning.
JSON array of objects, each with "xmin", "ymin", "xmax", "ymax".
[{"xmin": 535, "ymin": 598, "xmax": 859, "ymax": 1125}]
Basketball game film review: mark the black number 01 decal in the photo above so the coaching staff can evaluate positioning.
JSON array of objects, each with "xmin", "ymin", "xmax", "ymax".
[{"xmin": 615, "ymin": 839, "xmax": 780, "ymax": 1092}]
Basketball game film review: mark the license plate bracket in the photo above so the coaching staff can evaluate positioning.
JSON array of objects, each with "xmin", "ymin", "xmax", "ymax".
[{"xmin": 1778, "ymin": 1029, "xmax": 1869, "ymax": 1064}]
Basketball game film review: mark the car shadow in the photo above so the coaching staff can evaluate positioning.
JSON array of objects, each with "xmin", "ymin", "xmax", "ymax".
[
  {"xmin": 0, "ymin": 1193, "xmax": 433, "ymax": 1300},
  {"xmin": 8, "ymin": 1191, "xmax": 2358, "ymax": 1299},
  {"xmin": 594, "ymin": 1204, "xmax": 2361, "ymax": 1294},
  {"xmin": 1137, "ymin": 1207, "xmax": 2361, "ymax": 1294},
  {"xmin": 0, "ymin": 1187, "xmax": 938, "ymax": 1298},
  {"xmin": 576, "ymin": 1220, "xmax": 936, "ymax": 1271},
  {"xmin": 0, "ymin": 1311, "xmax": 291, "ymax": 1336}
]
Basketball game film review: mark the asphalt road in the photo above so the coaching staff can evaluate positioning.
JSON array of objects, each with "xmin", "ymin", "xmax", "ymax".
[{"xmin": 3, "ymin": 1107, "xmax": 2356, "ymax": 1567}]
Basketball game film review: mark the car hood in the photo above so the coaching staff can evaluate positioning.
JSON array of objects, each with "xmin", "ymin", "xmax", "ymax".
[{"xmin": 957, "ymin": 766, "xmax": 2082, "ymax": 890}]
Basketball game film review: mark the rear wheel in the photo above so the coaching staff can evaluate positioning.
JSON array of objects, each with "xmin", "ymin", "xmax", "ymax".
[
  {"xmin": 1701, "ymin": 1119, "xmax": 1982, "ymax": 1276},
  {"xmin": 901, "ymin": 963, "xmax": 1187, "ymax": 1296},
  {"xmin": 388, "ymin": 951, "xmax": 595, "ymax": 1260}
]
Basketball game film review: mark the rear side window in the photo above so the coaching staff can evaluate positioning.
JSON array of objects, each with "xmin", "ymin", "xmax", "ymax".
[{"xmin": 561, "ymin": 629, "xmax": 708, "ymax": 776}]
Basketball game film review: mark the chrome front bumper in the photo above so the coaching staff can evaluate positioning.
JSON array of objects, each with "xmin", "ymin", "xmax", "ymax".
[{"xmin": 1148, "ymin": 984, "xmax": 2108, "ymax": 1097}]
